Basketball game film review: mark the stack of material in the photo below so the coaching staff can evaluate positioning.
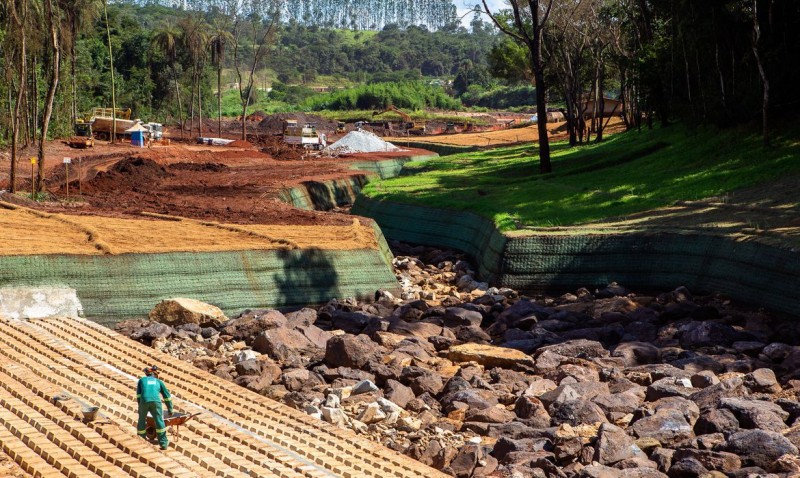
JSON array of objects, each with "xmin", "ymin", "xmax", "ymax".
[{"xmin": 324, "ymin": 130, "xmax": 403, "ymax": 154}]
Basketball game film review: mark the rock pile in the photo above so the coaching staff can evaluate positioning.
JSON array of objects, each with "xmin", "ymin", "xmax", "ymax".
[
  {"xmin": 324, "ymin": 130, "xmax": 402, "ymax": 154},
  {"xmin": 119, "ymin": 242, "xmax": 800, "ymax": 478}
]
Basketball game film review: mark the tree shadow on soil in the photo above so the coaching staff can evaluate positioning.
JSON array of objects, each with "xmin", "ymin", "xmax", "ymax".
[{"xmin": 273, "ymin": 248, "xmax": 339, "ymax": 307}]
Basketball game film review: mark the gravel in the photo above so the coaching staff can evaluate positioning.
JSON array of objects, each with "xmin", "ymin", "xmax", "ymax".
[{"xmin": 324, "ymin": 130, "xmax": 402, "ymax": 154}]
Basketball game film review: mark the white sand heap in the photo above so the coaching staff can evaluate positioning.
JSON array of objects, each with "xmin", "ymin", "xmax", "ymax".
[{"xmin": 324, "ymin": 130, "xmax": 403, "ymax": 154}]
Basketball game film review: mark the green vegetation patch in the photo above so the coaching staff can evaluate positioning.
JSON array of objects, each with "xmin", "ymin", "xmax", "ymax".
[
  {"xmin": 304, "ymin": 82, "xmax": 461, "ymax": 111},
  {"xmin": 362, "ymin": 123, "xmax": 800, "ymax": 231}
]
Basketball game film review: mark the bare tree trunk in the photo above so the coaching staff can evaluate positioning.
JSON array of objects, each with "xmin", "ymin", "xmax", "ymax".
[
  {"xmin": 533, "ymin": 67, "xmax": 551, "ymax": 173},
  {"xmin": 71, "ymin": 17, "xmax": 78, "ymax": 125},
  {"xmin": 596, "ymin": 62, "xmax": 606, "ymax": 142},
  {"xmin": 752, "ymin": 0, "xmax": 770, "ymax": 147},
  {"xmin": 189, "ymin": 65, "xmax": 196, "ymax": 138},
  {"xmin": 217, "ymin": 60, "xmax": 222, "ymax": 137},
  {"xmin": 10, "ymin": 17, "xmax": 27, "ymax": 194},
  {"xmin": 198, "ymin": 72, "xmax": 203, "ymax": 138},
  {"xmin": 30, "ymin": 56, "xmax": 39, "ymax": 147},
  {"xmin": 173, "ymin": 66, "xmax": 184, "ymax": 139},
  {"xmin": 37, "ymin": 0, "xmax": 61, "ymax": 193},
  {"xmin": 103, "ymin": 0, "xmax": 117, "ymax": 143}
]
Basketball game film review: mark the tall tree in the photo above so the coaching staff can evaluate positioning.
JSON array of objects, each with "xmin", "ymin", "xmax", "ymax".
[
  {"xmin": 36, "ymin": 0, "xmax": 62, "ymax": 193},
  {"xmin": 102, "ymin": 0, "xmax": 117, "ymax": 142},
  {"xmin": 59, "ymin": 0, "xmax": 101, "ymax": 126},
  {"xmin": 210, "ymin": 20, "xmax": 232, "ymax": 137},
  {"xmin": 5, "ymin": 0, "xmax": 29, "ymax": 193},
  {"xmin": 153, "ymin": 21, "xmax": 185, "ymax": 138},
  {"xmin": 180, "ymin": 14, "xmax": 210, "ymax": 137},
  {"xmin": 482, "ymin": 0, "xmax": 555, "ymax": 173},
  {"xmin": 232, "ymin": 0, "xmax": 281, "ymax": 140}
]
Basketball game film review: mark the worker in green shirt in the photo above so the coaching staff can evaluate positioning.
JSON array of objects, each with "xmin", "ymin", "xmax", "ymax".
[{"xmin": 136, "ymin": 365, "xmax": 173, "ymax": 450}]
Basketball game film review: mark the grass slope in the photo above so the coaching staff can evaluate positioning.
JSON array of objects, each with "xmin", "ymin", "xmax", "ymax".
[{"xmin": 362, "ymin": 123, "xmax": 800, "ymax": 231}]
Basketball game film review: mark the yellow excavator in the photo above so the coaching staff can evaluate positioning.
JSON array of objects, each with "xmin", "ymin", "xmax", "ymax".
[{"xmin": 372, "ymin": 105, "xmax": 425, "ymax": 135}]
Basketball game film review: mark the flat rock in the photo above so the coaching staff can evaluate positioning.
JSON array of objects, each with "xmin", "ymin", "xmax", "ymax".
[
  {"xmin": 631, "ymin": 409, "xmax": 694, "ymax": 446},
  {"xmin": 448, "ymin": 343, "xmax": 534, "ymax": 369},
  {"xmin": 149, "ymin": 298, "xmax": 227, "ymax": 326}
]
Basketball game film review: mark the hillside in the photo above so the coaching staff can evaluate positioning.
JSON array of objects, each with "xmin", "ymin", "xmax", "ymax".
[{"xmin": 362, "ymin": 122, "xmax": 800, "ymax": 232}]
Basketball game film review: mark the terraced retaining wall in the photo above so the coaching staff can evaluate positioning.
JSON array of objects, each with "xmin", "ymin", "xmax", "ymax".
[
  {"xmin": 279, "ymin": 155, "xmax": 437, "ymax": 211},
  {"xmin": 353, "ymin": 196, "xmax": 800, "ymax": 317},
  {"xmin": 0, "ymin": 246, "xmax": 399, "ymax": 323}
]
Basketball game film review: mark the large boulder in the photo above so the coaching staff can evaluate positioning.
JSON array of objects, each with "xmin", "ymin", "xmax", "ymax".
[
  {"xmin": 325, "ymin": 334, "xmax": 382, "ymax": 369},
  {"xmin": 448, "ymin": 343, "xmax": 534, "ymax": 369},
  {"xmin": 594, "ymin": 423, "xmax": 639, "ymax": 465},
  {"xmin": 252, "ymin": 327, "xmax": 315, "ymax": 363},
  {"xmin": 149, "ymin": 298, "xmax": 227, "ymax": 326},
  {"xmin": 722, "ymin": 429, "xmax": 798, "ymax": 469},
  {"xmin": 221, "ymin": 309, "xmax": 287, "ymax": 341},
  {"xmin": 631, "ymin": 409, "xmax": 694, "ymax": 447},
  {"xmin": 130, "ymin": 322, "xmax": 173, "ymax": 342}
]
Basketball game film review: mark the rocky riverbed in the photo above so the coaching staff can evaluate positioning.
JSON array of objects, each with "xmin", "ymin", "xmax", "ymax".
[{"xmin": 118, "ymin": 242, "xmax": 800, "ymax": 478}]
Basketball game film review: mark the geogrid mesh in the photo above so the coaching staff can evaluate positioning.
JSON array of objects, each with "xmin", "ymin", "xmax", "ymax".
[
  {"xmin": 0, "ymin": 248, "xmax": 400, "ymax": 322},
  {"xmin": 353, "ymin": 196, "xmax": 800, "ymax": 317}
]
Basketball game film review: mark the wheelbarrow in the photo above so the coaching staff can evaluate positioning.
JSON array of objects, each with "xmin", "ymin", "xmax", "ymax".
[{"xmin": 145, "ymin": 412, "xmax": 200, "ymax": 442}]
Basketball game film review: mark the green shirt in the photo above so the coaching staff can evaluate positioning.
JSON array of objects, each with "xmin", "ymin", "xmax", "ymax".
[{"xmin": 136, "ymin": 376, "xmax": 172, "ymax": 405}]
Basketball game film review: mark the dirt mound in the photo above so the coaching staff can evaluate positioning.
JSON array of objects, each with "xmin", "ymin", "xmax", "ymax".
[
  {"xmin": 258, "ymin": 113, "xmax": 337, "ymax": 134},
  {"xmin": 170, "ymin": 162, "xmax": 230, "ymax": 172},
  {"xmin": 227, "ymin": 139, "xmax": 254, "ymax": 148},
  {"xmin": 84, "ymin": 156, "xmax": 171, "ymax": 193},
  {"xmin": 0, "ymin": 191, "xmax": 39, "ymax": 207}
]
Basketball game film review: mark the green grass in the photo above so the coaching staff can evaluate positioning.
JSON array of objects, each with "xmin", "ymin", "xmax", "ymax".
[{"xmin": 362, "ymin": 122, "xmax": 800, "ymax": 231}]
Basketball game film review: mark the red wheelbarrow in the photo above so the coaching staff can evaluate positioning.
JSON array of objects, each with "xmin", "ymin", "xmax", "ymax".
[{"xmin": 145, "ymin": 412, "xmax": 200, "ymax": 442}]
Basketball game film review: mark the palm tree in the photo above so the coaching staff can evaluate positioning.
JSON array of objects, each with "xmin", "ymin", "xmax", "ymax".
[
  {"xmin": 179, "ymin": 15, "xmax": 210, "ymax": 138},
  {"xmin": 152, "ymin": 21, "xmax": 185, "ymax": 138},
  {"xmin": 58, "ymin": 0, "xmax": 102, "ymax": 126},
  {"xmin": 209, "ymin": 21, "xmax": 232, "ymax": 137}
]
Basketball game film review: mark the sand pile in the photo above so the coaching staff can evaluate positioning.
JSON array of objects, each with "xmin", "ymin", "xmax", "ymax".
[{"xmin": 324, "ymin": 130, "xmax": 402, "ymax": 154}]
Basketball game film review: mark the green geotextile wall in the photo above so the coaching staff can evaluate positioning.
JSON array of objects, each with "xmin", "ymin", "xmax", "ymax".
[
  {"xmin": 278, "ymin": 155, "xmax": 438, "ymax": 211},
  {"xmin": 0, "ymin": 248, "xmax": 400, "ymax": 320},
  {"xmin": 352, "ymin": 196, "xmax": 800, "ymax": 317},
  {"xmin": 279, "ymin": 175, "xmax": 370, "ymax": 210}
]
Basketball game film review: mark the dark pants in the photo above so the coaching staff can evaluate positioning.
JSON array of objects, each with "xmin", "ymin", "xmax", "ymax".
[{"xmin": 137, "ymin": 401, "xmax": 168, "ymax": 448}]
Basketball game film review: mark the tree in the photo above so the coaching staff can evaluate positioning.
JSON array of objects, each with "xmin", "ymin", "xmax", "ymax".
[
  {"xmin": 180, "ymin": 14, "xmax": 210, "ymax": 137},
  {"xmin": 209, "ymin": 19, "xmax": 232, "ymax": 137},
  {"xmin": 482, "ymin": 0, "xmax": 555, "ymax": 173},
  {"xmin": 750, "ymin": 0, "xmax": 772, "ymax": 147},
  {"xmin": 58, "ymin": 0, "xmax": 101, "ymax": 126},
  {"xmin": 3, "ymin": 0, "xmax": 30, "ymax": 193},
  {"xmin": 153, "ymin": 20, "xmax": 185, "ymax": 138},
  {"xmin": 232, "ymin": 0, "xmax": 281, "ymax": 140},
  {"xmin": 36, "ymin": 0, "xmax": 62, "ymax": 193},
  {"xmin": 102, "ymin": 0, "xmax": 117, "ymax": 142}
]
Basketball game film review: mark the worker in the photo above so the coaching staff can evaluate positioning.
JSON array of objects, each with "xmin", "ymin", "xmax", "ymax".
[{"xmin": 136, "ymin": 365, "xmax": 173, "ymax": 450}]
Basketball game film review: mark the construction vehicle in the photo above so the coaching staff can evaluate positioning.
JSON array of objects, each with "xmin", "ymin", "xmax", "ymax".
[
  {"xmin": 144, "ymin": 123, "xmax": 164, "ymax": 141},
  {"xmin": 66, "ymin": 122, "xmax": 95, "ymax": 149},
  {"xmin": 75, "ymin": 108, "xmax": 164, "ymax": 142},
  {"xmin": 283, "ymin": 120, "xmax": 327, "ymax": 150},
  {"xmin": 336, "ymin": 121, "xmax": 346, "ymax": 134},
  {"xmin": 372, "ymin": 105, "xmax": 425, "ymax": 135}
]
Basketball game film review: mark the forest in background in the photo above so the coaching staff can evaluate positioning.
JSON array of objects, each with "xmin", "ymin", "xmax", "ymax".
[{"xmin": 1, "ymin": 0, "xmax": 798, "ymax": 191}]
